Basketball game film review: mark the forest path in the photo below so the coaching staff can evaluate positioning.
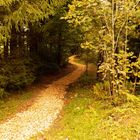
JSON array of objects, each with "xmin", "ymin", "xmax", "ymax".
[{"xmin": 0, "ymin": 56, "xmax": 85, "ymax": 140}]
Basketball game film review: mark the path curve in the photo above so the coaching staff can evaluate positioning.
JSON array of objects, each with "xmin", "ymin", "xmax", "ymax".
[{"xmin": 0, "ymin": 56, "xmax": 85, "ymax": 140}]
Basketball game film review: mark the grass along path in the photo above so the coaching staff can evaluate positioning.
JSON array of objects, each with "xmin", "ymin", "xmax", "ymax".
[
  {"xmin": 40, "ymin": 85, "xmax": 140, "ymax": 140},
  {"xmin": 0, "ymin": 91, "xmax": 35, "ymax": 123},
  {"xmin": 31, "ymin": 64, "xmax": 140, "ymax": 140},
  {"xmin": 0, "ymin": 56, "xmax": 85, "ymax": 140}
]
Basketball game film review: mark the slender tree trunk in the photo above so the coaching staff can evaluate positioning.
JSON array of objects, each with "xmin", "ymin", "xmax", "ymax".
[
  {"xmin": 56, "ymin": 31, "xmax": 62, "ymax": 66},
  {"xmin": 57, "ymin": 44, "xmax": 62, "ymax": 66},
  {"xmin": 111, "ymin": 0, "xmax": 115, "ymax": 96},
  {"xmin": 18, "ymin": 31, "xmax": 26, "ymax": 57},
  {"xmin": 4, "ymin": 40, "xmax": 9, "ymax": 60},
  {"xmin": 10, "ymin": 26, "xmax": 17, "ymax": 58},
  {"xmin": 133, "ymin": 75, "xmax": 137, "ymax": 94},
  {"xmin": 85, "ymin": 50, "xmax": 89, "ymax": 75}
]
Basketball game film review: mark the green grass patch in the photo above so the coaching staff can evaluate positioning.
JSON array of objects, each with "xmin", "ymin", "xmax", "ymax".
[
  {"xmin": 31, "ymin": 73, "xmax": 140, "ymax": 140},
  {"xmin": 0, "ymin": 91, "xmax": 34, "ymax": 122}
]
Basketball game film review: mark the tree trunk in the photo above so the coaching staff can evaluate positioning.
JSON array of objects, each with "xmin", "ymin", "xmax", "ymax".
[
  {"xmin": 10, "ymin": 26, "xmax": 17, "ymax": 58},
  {"xmin": 4, "ymin": 40, "xmax": 9, "ymax": 60},
  {"xmin": 18, "ymin": 31, "xmax": 25, "ymax": 57}
]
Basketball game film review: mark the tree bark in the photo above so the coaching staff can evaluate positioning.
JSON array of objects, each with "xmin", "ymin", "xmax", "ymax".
[
  {"xmin": 4, "ymin": 40, "xmax": 9, "ymax": 60},
  {"xmin": 10, "ymin": 26, "xmax": 17, "ymax": 58}
]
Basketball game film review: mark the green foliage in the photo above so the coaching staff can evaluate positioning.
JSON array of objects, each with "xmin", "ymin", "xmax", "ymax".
[
  {"xmin": 0, "ymin": 0, "xmax": 72, "ymax": 99},
  {"xmin": 93, "ymin": 81, "xmax": 111, "ymax": 99},
  {"xmin": 76, "ymin": 73, "xmax": 95, "ymax": 87},
  {"xmin": 80, "ymin": 50, "xmax": 98, "ymax": 64},
  {"xmin": 0, "ymin": 88, "xmax": 7, "ymax": 99},
  {"xmin": 0, "ymin": 58, "xmax": 35, "ymax": 90},
  {"xmin": 8, "ymin": 61, "xmax": 35, "ymax": 89},
  {"xmin": 93, "ymin": 81, "xmax": 140, "ymax": 106},
  {"xmin": 131, "ymin": 55, "xmax": 140, "ymax": 79},
  {"xmin": 63, "ymin": 0, "xmax": 140, "ymax": 104}
]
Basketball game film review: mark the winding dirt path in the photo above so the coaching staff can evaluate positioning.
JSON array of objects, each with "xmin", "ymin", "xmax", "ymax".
[{"xmin": 0, "ymin": 56, "xmax": 85, "ymax": 140}]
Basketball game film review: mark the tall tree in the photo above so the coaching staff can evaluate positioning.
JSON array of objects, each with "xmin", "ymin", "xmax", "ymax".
[{"xmin": 64, "ymin": 0, "xmax": 140, "ymax": 103}]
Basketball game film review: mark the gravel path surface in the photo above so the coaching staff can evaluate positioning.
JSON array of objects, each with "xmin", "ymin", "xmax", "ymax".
[{"xmin": 0, "ymin": 56, "xmax": 85, "ymax": 140}]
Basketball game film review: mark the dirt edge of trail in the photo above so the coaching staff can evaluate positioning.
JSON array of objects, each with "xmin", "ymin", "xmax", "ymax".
[{"xmin": 0, "ymin": 56, "xmax": 85, "ymax": 140}]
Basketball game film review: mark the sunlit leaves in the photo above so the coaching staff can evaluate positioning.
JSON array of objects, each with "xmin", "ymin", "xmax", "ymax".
[
  {"xmin": 64, "ymin": 0, "xmax": 140, "ymax": 102},
  {"xmin": 0, "ymin": 0, "xmax": 68, "ymax": 44}
]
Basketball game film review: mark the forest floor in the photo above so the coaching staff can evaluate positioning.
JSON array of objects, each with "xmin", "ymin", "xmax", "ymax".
[{"xmin": 0, "ymin": 56, "xmax": 85, "ymax": 140}]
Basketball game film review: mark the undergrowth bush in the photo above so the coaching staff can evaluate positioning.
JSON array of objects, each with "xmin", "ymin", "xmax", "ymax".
[
  {"xmin": 0, "ymin": 57, "xmax": 37, "ymax": 97},
  {"xmin": 6, "ymin": 59, "xmax": 35, "ymax": 89},
  {"xmin": 79, "ymin": 51, "xmax": 98, "ymax": 64},
  {"xmin": 0, "ymin": 88, "xmax": 7, "ymax": 98},
  {"xmin": 93, "ymin": 81, "xmax": 110, "ymax": 99},
  {"xmin": 93, "ymin": 81, "xmax": 140, "ymax": 106},
  {"xmin": 70, "ymin": 73, "xmax": 95, "ymax": 89}
]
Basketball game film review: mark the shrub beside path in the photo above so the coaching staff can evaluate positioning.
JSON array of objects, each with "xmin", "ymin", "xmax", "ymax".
[{"xmin": 0, "ymin": 56, "xmax": 85, "ymax": 140}]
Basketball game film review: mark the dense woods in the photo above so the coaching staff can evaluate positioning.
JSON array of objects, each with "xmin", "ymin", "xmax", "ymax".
[
  {"xmin": 0, "ymin": 0, "xmax": 140, "ymax": 139},
  {"xmin": 0, "ymin": 0, "xmax": 76, "ymax": 97},
  {"xmin": 0, "ymin": 0, "xmax": 140, "ymax": 103}
]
